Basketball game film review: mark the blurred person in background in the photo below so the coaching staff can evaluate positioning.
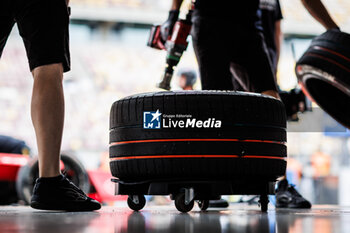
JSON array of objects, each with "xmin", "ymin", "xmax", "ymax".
[
  {"xmin": 311, "ymin": 150, "xmax": 331, "ymax": 203},
  {"xmin": 0, "ymin": 0, "xmax": 100, "ymax": 211},
  {"xmin": 161, "ymin": 0, "xmax": 339, "ymax": 209},
  {"xmin": 311, "ymin": 150, "xmax": 331, "ymax": 178},
  {"xmin": 0, "ymin": 135, "xmax": 30, "ymax": 155},
  {"xmin": 177, "ymin": 68, "xmax": 197, "ymax": 90}
]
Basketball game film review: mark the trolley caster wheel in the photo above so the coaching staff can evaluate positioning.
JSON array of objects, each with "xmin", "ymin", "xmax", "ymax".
[
  {"xmin": 127, "ymin": 195, "xmax": 146, "ymax": 211},
  {"xmin": 259, "ymin": 195, "xmax": 269, "ymax": 212},
  {"xmin": 174, "ymin": 193, "xmax": 194, "ymax": 213},
  {"xmin": 197, "ymin": 200, "xmax": 209, "ymax": 211}
]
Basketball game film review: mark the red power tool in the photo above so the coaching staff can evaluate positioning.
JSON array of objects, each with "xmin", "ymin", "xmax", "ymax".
[{"xmin": 147, "ymin": 9, "xmax": 193, "ymax": 90}]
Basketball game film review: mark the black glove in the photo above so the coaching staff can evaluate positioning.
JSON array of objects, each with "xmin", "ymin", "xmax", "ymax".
[{"xmin": 160, "ymin": 10, "xmax": 180, "ymax": 43}]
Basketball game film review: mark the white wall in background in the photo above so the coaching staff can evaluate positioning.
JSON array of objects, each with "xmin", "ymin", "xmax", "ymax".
[{"xmin": 339, "ymin": 168, "xmax": 350, "ymax": 205}]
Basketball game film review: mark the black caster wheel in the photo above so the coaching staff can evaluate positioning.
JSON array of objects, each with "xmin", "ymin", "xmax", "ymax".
[
  {"xmin": 127, "ymin": 195, "xmax": 146, "ymax": 211},
  {"xmin": 259, "ymin": 195, "xmax": 269, "ymax": 212},
  {"xmin": 174, "ymin": 193, "xmax": 194, "ymax": 213},
  {"xmin": 197, "ymin": 200, "xmax": 209, "ymax": 211}
]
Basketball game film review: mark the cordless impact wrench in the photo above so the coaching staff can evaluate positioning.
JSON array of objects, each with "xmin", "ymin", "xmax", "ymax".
[{"xmin": 147, "ymin": 8, "xmax": 193, "ymax": 90}]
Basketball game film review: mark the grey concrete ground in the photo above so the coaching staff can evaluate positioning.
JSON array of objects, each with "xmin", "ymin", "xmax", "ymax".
[{"xmin": 1, "ymin": 204, "xmax": 350, "ymax": 233}]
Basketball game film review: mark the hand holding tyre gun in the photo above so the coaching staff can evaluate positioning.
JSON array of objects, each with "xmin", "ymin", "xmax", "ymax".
[{"xmin": 147, "ymin": 4, "xmax": 193, "ymax": 90}]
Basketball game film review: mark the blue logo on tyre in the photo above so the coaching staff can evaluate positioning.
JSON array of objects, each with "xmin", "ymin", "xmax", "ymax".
[{"xmin": 143, "ymin": 110, "xmax": 162, "ymax": 129}]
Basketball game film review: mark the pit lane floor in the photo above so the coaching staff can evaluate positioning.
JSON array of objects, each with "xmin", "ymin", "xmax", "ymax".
[{"xmin": 1, "ymin": 204, "xmax": 350, "ymax": 233}]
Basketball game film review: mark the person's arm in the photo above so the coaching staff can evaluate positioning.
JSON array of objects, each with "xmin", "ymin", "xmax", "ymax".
[
  {"xmin": 160, "ymin": 0, "xmax": 184, "ymax": 42},
  {"xmin": 275, "ymin": 20, "xmax": 283, "ymax": 66},
  {"xmin": 301, "ymin": 0, "xmax": 339, "ymax": 30}
]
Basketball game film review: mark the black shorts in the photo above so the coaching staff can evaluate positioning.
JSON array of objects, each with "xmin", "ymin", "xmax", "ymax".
[
  {"xmin": 191, "ymin": 13, "xmax": 277, "ymax": 93},
  {"xmin": 0, "ymin": 0, "xmax": 70, "ymax": 72}
]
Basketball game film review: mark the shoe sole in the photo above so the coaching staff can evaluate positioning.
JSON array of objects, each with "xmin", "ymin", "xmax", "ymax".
[
  {"xmin": 275, "ymin": 204, "xmax": 312, "ymax": 209},
  {"xmin": 31, "ymin": 201, "xmax": 101, "ymax": 212}
]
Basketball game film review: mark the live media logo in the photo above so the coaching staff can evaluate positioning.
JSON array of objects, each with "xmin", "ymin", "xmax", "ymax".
[
  {"xmin": 143, "ymin": 110, "xmax": 162, "ymax": 129},
  {"xmin": 143, "ymin": 109, "xmax": 222, "ymax": 129}
]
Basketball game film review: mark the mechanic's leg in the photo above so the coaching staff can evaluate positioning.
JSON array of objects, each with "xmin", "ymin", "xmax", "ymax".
[
  {"xmin": 231, "ymin": 31, "xmax": 280, "ymax": 99},
  {"xmin": 193, "ymin": 40, "xmax": 233, "ymax": 90},
  {"xmin": 229, "ymin": 62, "xmax": 280, "ymax": 98},
  {"xmin": 31, "ymin": 63, "xmax": 64, "ymax": 178},
  {"xmin": 30, "ymin": 64, "xmax": 101, "ymax": 211},
  {"xmin": 191, "ymin": 16, "xmax": 234, "ymax": 91}
]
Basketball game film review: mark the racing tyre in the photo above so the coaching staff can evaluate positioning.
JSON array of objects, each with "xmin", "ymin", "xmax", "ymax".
[
  {"xmin": 109, "ymin": 91, "xmax": 287, "ymax": 181},
  {"xmin": 296, "ymin": 29, "xmax": 350, "ymax": 128},
  {"xmin": 16, "ymin": 153, "xmax": 90, "ymax": 204}
]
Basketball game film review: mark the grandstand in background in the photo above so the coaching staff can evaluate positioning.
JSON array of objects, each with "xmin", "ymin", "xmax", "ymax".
[
  {"xmin": 70, "ymin": 0, "xmax": 169, "ymax": 24},
  {"xmin": 70, "ymin": 0, "xmax": 350, "ymax": 35}
]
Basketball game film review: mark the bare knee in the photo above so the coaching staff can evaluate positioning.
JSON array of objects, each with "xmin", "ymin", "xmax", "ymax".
[{"xmin": 32, "ymin": 63, "xmax": 64, "ymax": 82}]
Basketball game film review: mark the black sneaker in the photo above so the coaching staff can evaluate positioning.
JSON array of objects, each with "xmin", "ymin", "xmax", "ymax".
[
  {"xmin": 275, "ymin": 179, "xmax": 311, "ymax": 209},
  {"xmin": 31, "ymin": 174, "xmax": 101, "ymax": 211}
]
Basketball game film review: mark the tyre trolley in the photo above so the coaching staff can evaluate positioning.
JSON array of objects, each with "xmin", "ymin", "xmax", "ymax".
[{"xmin": 109, "ymin": 91, "xmax": 287, "ymax": 212}]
